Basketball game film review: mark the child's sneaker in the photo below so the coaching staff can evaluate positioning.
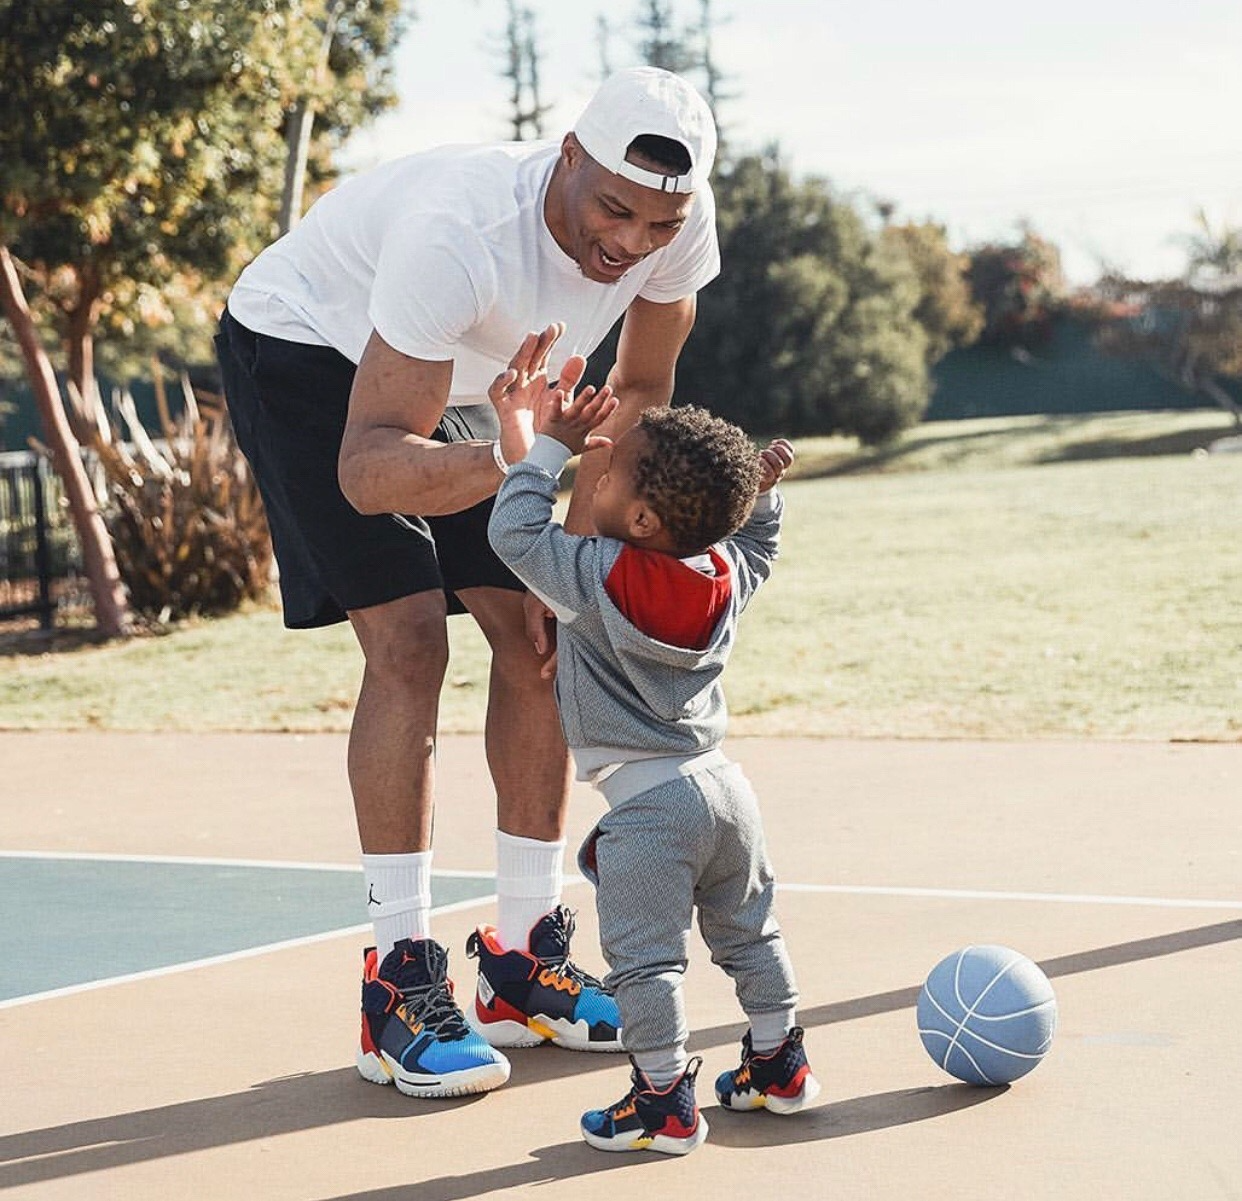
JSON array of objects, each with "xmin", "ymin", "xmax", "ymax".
[
  {"xmin": 580, "ymin": 1057, "xmax": 708, "ymax": 1155},
  {"xmin": 356, "ymin": 938, "xmax": 510, "ymax": 1098},
  {"xmin": 465, "ymin": 905, "xmax": 623, "ymax": 1052},
  {"xmin": 714, "ymin": 1026, "xmax": 820, "ymax": 1114}
]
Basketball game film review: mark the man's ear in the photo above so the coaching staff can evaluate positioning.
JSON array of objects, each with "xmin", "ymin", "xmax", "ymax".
[{"xmin": 561, "ymin": 132, "xmax": 583, "ymax": 169}]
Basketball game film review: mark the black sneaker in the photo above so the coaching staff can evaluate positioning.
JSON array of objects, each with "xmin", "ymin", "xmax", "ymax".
[
  {"xmin": 465, "ymin": 906, "xmax": 623, "ymax": 1051},
  {"xmin": 580, "ymin": 1057, "xmax": 708, "ymax": 1154},
  {"xmin": 356, "ymin": 938, "xmax": 510, "ymax": 1098},
  {"xmin": 714, "ymin": 1026, "xmax": 820, "ymax": 1114}
]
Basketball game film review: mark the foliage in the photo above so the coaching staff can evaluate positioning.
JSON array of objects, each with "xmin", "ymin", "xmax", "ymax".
[
  {"xmin": 88, "ymin": 376, "xmax": 273, "ymax": 622},
  {"xmin": 0, "ymin": 0, "xmax": 405, "ymax": 380},
  {"xmin": 882, "ymin": 222, "xmax": 984, "ymax": 365},
  {"xmin": 966, "ymin": 228, "xmax": 1066, "ymax": 350},
  {"xmin": 496, "ymin": 0, "xmax": 550, "ymax": 141},
  {"xmin": 673, "ymin": 151, "xmax": 929, "ymax": 444},
  {"xmin": 1093, "ymin": 214, "xmax": 1242, "ymax": 416}
]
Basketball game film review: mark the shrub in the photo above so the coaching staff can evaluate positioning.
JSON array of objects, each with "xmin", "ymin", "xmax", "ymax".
[{"xmin": 87, "ymin": 373, "xmax": 272, "ymax": 622}]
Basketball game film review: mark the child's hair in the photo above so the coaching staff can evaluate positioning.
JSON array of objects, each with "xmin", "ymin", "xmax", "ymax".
[{"xmin": 633, "ymin": 405, "xmax": 762, "ymax": 554}]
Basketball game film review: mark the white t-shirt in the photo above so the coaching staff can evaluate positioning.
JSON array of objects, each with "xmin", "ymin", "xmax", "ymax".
[{"xmin": 227, "ymin": 141, "xmax": 720, "ymax": 406}]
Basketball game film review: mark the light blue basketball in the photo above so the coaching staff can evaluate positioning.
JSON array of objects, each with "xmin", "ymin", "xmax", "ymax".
[{"xmin": 917, "ymin": 945, "xmax": 1057, "ymax": 1085}]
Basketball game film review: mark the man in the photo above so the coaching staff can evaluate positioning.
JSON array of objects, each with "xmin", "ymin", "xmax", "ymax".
[{"xmin": 214, "ymin": 67, "xmax": 719, "ymax": 1098}]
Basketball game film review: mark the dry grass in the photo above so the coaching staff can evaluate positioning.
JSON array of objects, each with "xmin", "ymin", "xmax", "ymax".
[{"xmin": 3, "ymin": 409, "xmax": 1239, "ymax": 739}]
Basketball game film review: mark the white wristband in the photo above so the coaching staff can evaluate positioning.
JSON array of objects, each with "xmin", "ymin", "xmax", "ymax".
[{"xmin": 491, "ymin": 439, "xmax": 510, "ymax": 475}]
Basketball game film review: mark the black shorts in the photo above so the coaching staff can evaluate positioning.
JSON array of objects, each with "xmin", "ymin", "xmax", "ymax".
[{"xmin": 214, "ymin": 307, "xmax": 524, "ymax": 628}]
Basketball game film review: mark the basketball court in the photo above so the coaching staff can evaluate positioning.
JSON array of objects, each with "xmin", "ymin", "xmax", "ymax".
[{"xmin": 2, "ymin": 732, "xmax": 1238, "ymax": 1199}]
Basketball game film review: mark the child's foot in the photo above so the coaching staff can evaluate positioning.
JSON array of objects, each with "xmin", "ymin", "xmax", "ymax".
[
  {"xmin": 714, "ymin": 1026, "xmax": 820, "ymax": 1114},
  {"xmin": 580, "ymin": 1057, "xmax": 709, "ymax": 1154}
]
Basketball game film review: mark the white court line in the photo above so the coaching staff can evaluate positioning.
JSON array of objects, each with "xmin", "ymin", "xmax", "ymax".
[
  {"xmin": 0, "ymin": 894, "xmax": 499, "ymax": 1012},
  {"xmin": 0, "ymin": 850, "xmax": 494, "ymax": 878},
  {"xmin": 777, "ymin": 883, "xmax": 1242, "ymax": 910},
  {"xmin": 4, "ymin": 858, "xmax": 1238, "ymax": 1011}
]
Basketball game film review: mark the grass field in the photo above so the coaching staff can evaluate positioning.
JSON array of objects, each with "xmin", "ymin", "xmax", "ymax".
[{"xmin": 3, "ymin": 409, "xmax": 1239, "ymax": 739}]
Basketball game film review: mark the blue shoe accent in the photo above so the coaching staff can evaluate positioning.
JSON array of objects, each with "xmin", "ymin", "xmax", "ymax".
[
  {"xmin": 466, "ymin": 906, "xmax": 623, "ymax": 1052},
  {"xmin": 356, "ymin": 938, "xmax": 510, "ymax": 1098},
  {"xmin": 581, "ymin": 1058, "xmax": 708, "ymax": 1155}
]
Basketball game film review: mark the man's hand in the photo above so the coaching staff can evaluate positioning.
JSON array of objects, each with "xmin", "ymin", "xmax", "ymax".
[
  {"xmin": 536, "ymin": 367, "xmax": 618, "ymax": 457},
  {"xmin": 523, "ymin": 590, "xmax": 559, "ymax": 680},
  {"xmin": 758, "ymin": 438, "xmax": 795, "ymax": 493}
]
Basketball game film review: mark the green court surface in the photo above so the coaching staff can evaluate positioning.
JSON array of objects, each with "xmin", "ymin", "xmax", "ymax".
[{"xmin": 0, "ymin": 854, "xmax": 494, "ymax": 1004}]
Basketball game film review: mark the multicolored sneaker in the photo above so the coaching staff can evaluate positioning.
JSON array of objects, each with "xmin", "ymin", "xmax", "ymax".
[
  {"xmin": 714, "ymin": 1026, "xmax": 820, "ymax": 1114},
  {"xmin": 580, "ymin": 1057, "xmax": 708, "ymax": 1155},
  {"xmin": 465, "ymin": 905, "xmax": 623, "ymax": 1052},
  {"xmin": 356, "ymin": 938, "xmax": 510, "ymax": 1098}
]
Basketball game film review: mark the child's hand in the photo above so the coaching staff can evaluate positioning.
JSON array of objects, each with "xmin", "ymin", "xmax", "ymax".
[
  {"xmin": 537, "ymin": 360, "xmax": 618, "ymax": 456},
  {"xmin": 488, "ymin": 323, "xmax": 566, "ymax": 463},
  {"xmin": 758, "ymin": 438, "xmax": 794, "ymax": 492}
]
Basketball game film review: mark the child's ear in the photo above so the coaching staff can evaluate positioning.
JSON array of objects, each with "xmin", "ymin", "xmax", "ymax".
[{"xmin": 627, "ymin": 502, "xmax": 663, "ymax": 543}]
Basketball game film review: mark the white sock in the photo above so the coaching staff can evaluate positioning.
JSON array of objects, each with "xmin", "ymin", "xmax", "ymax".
[
  {"xmin": 632, "ymin": 1047, "xmax": 689, "ymax": 1089},
  {"xmin": 748, "ymin": 1007, "xmax": 797, "ymax": 1054},
  {"xmin": 361, "ymin": 851, "xmax": 433, "ymax": 960},
  {"xmin": 494, "ymin": 829, "xmax": 565, "ymax": 950}
]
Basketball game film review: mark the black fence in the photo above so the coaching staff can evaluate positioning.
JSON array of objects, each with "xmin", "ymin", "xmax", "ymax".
[{"xmin": 0, "ymin": 453, "xmax": 84, "ymax": 629}]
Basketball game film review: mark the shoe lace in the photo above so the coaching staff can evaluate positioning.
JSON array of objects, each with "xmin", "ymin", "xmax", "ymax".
[
  {"xmin": 397, "ymin": 977, "xmax": 471, "ymax": 1040},
  {"xmin": 537, "ymin": 906, "xmax": 606, "ymax": 992}
]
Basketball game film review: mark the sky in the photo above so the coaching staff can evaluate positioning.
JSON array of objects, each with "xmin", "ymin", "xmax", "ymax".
[{"xmin": 342, "ymin": 0, "xmax": 1241, "ymax": 286}]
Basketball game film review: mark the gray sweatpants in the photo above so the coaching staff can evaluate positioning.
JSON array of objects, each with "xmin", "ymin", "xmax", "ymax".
[{"xmin": 576, "ymin": 759, "xmax": 799, "ymax": 1054}]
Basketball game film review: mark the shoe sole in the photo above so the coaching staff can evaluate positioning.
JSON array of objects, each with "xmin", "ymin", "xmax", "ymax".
[
  {"xmin": 468, "ymin": 1007, "xmax": 624, "ymax": 1053},
  {"xmin": 355, "ymin": 1048, "xmax": 511, "ymax": 1098},
  {"xmin": 581, "ymin": 1116, "xmax": 709, "ymax": 1155},
  {"xmin": 718, "ymin": 1074, "xmax": 821, "ymax": 1115}
]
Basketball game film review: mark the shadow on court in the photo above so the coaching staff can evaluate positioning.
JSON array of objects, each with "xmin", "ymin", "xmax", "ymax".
[{"xmin": 5, "ymin": 918, "xmax": 1237, "ymax": 1191}]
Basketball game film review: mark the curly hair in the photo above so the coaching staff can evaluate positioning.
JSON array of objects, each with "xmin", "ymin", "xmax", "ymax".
[{"xmin": 632, "ymin": 406, "xmax": 762, "ymax": 555}]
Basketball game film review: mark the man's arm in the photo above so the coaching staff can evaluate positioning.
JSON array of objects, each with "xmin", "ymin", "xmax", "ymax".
[
  {"xmin": 563, "ymin": 293, "xmax": 698, "ymax": 533},
  {"xmin": 338, "ymin": 326, "xmax": 562, "ymax": 517}
]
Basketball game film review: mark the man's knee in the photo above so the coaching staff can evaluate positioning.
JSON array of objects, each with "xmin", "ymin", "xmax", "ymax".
[{"xmin": 350, "ymin": 593, "xmax": 450, "ymax": 692}]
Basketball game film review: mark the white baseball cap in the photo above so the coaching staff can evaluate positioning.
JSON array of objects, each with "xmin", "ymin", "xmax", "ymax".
[{"xmin": 572, "ymin": 67, "xmax": 717, "ymax": 194}]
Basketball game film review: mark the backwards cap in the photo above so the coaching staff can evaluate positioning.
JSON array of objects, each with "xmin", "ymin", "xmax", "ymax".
[{"xmin": 572, "ymin": 67, "xmax": 717, "ymax": 194}]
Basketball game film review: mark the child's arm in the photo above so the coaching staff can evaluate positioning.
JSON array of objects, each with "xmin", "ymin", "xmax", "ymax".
[
  {"xmin": 726, "ymin": 439, "xmax": 795, "ymax": 609},
  {"xmin": 487, "ymin": 440, "xmax": 602, "ymax": 622}
]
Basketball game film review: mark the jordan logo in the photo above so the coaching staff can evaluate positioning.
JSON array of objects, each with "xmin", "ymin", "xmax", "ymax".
[{"xmin": 368, "ymin": 884, "xmax": 381, "ymax": 907}]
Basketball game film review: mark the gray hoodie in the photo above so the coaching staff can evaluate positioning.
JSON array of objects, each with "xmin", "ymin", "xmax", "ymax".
[{"xmin": 488, "ymin": 434, "xmax": 784, "ymax": 781}]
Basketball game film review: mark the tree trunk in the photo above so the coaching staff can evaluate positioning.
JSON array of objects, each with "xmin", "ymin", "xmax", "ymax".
[
  {"xmin": 278, "ymin": 98, "xmax": 315, "ymax": 236},
  {"xmin": 65, "ymin": 268, "xmax": 101, "ymax": 444},
  {"xmin": 0, "ymin": 245, "xmax": 130, "ymax": 637}
]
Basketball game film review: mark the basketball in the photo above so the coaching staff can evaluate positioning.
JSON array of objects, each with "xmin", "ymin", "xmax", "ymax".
[{"xmin": 916, "ymin": 945, "xmax": 1057, "ymax": 1085}]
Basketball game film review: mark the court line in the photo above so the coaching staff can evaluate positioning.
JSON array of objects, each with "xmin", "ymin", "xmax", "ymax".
[
  {"xmin": 777, "ymin": 883, "xmax": 1242, "ymax": 909},
  {"xmin": 0, "ymin": 894, "xmax": 498, "ymax": 1012},
  {"xmin": 0, "ymin": 849, "xmax": 493, "ymax": 877},
  {"xmin": 5, "ymin": 856, "xmax": 1238, "ymax": 1012}
]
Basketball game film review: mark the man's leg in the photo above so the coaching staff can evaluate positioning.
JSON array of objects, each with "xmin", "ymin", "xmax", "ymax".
[
  {"xmin": 458, "ymin": 585, "xmax": 571, "ymax": 843},
  {"xmin": 348, "ymin": 588, "xmax": 511, "ymax": 1097},
  {"xmin": 347, "ymin": 589, "xmax": 449, "ymax": 957},
  {"xmin": 347, "ymin": 589, "xmax": 449, "ymax": 853},
  {"xmin": 456, "ymin": 585, "xmax": 623, "ymax": 1053},
  {"xmin": 460, "ymin": 585, "xmax": 570, "ymax": 944}
]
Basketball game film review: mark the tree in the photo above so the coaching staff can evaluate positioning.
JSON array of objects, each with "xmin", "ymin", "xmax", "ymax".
[
  {"xmin": 883, "ymin": 221, "xmax": 984, "ymax": 365},
  {"xmin": 633, "ymin": 0, "xmax": 698, "ymax": 75},
  {"xmin": 278, "ymin": 0, "xmax": 407, "ymax": 232},
  {"xmin": 0, "ymin": 1, "xmax": 406, "ymax": 632},
  {"xmin": 1095, "ymin": 213, "xmax": 1242, "ymax": 422},
  {"xmin": 966, "ymin": 228, "xmax": 1065, "ymax": 350},
  {"xmin": 497, "ymin": 0, "xmax": 550, "ymax": 141},
  {"xmin": 674, "ymin": 151, "xmax": 929, "ymax": 444}
]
